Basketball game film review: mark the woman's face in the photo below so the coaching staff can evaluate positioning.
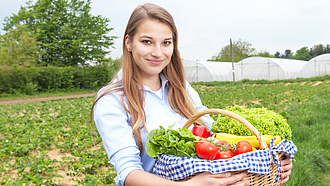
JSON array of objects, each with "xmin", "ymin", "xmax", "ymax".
[{"xmin": 126, "ymin": 19, "xmax": 174, "ymax": 82}]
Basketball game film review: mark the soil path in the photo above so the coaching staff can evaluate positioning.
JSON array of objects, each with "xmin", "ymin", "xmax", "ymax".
[{"xmin": 0, "ymin": 92, "xmax": 96, "ymax": 105}]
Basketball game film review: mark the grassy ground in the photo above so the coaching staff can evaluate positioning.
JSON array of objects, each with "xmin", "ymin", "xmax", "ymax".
[{"xmin": 284, "ymin": 89, "xmax": 330, "ymax": 185}]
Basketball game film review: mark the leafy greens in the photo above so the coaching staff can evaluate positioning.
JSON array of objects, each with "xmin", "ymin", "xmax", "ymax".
[
  {"xmin": 211, "ymin": 105, "xmax": 292, "ymax": 140},
  {"xmin": 146, "ymin": 125, "xmax": 200, "ymax": 158}
]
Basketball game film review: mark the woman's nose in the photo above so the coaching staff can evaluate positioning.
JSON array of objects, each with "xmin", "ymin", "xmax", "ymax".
[{"xmin": 151, "ymin": 45, "xmax": 162, "ymax": 57}]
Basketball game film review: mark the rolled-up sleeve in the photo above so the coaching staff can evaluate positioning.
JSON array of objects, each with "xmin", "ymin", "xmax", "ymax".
[{"xmin": 94, "ymin": 93, "xmax": 144, "ymax": 186}]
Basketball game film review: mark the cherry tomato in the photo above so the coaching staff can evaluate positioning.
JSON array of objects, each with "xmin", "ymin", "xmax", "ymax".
[
  {"xmin": 215, "ymin": 150, "xmax": 233, "ymax": 159},
  {"xmin": 233, "ymin": 140, "xmax": 253, "ymax": 156},
  {"xmin": 195, "ymin": 140, "xmax": 218, "ymax": 160},
  {"xmin": 192, "ymin": 125, "xmax": 211, "ymax": 138}
]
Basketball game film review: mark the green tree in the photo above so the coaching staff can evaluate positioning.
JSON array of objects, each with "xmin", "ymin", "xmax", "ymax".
[
  {"xmin": 3, "ymin": 0, "xmax": 116, "ymax": 66},
  {"xmin": 310, "ymin": 44, "xmax": 325, "ymax": 58},
  {"xmin": 254, "ymin": 50, "xmax": 274, "ymax": 58},
  {"xmin": 0, "ymin": 24, "xmax": 40, "ymax": 66},
  {"xmin": 274, "ymin": 51, "xmax": 281, "ymax": 58},
  {"xmin": 293, "ymin": 47, "xmax": 312, "ymax": 61},
  {"xmin": 100, "ymin": 56, "xmax": 122, "ymax": 76},
  {"xmin": 325, "ymin": 44, "xmax": 330, "ymax": 53},
  {"xmin": 209, "ymin": 39, "xmax": 256, "ymax": 62},
  {"xmin": 283, "ymin": 49, "xmax": 293, "ymax": 59}
]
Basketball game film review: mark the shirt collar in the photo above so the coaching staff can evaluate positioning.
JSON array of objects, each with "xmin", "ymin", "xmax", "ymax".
[{"xmin": 160, "ymin": 73, "xmax": 169, "ymax": 88}]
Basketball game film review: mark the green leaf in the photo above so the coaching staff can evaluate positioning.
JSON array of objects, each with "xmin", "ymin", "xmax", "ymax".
[
  {"xmin": 145, "ymin": 142, "xmax": 158, "ymax": 158},
  {"xmin": 145, "ymin": 125, "xmax": 199, "ymax": 158}
]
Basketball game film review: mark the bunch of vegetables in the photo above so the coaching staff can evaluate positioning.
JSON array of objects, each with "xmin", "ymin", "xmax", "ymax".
[
  {"xmin": 146, "ymin": 106, "xmax": 291, "ymax": 160},
  {"xmin": 146, "ymin": 125, "xmax": 263, "ymax": 160}
]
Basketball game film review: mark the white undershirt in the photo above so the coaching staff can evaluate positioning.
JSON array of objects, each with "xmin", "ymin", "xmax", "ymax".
[{"xmin": 152, "ymin": 88, "xmax": 163, "ymax": 99}]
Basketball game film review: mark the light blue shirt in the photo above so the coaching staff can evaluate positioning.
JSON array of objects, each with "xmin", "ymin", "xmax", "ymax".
[{"xmin": 94, "ymin": 72, "xmax": 214, "ymax": 186}]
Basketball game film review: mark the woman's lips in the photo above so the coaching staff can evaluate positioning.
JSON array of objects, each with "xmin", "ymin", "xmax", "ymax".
[{"xmin": 148, "ymin": 59, "xmax": 163, "ymax": 65}]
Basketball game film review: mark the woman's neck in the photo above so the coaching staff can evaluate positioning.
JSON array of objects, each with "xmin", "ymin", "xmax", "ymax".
[{"xmin": 142, "ymin": 74, "xmax": 162, "ymax": 91}]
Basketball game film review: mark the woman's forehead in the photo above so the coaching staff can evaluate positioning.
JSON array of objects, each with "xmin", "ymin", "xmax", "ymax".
[{"xmin": 134, "ymin": 19, "xmax": 173, "ymax": 40}]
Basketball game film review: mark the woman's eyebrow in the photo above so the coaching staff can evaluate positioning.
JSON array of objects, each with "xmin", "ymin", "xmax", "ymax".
[
  {"xmin": 164, "ymin": 37, "xmax": 173, "ymax": 40},
  {"xmin": 140, "ymin": 35, "xmax": 173, "ymax": 40},
  {"xmin": 140, "ymin": 35, "xmax": 153, "ymax": 39}
]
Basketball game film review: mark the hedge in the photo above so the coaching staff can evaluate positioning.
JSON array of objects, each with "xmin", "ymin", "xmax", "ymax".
[{"xmin": 0, "ymin": 65, "xmax": 113, "ymax": 96}]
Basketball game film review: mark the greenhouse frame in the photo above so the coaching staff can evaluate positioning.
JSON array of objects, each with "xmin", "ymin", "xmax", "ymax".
[
  {"xmin": 183, "ymin": 54, "xmax": 330, "ymax": 82},
  {"xmin": 301, "ymin": 53, "xmax": 330, "ymax": 78}
]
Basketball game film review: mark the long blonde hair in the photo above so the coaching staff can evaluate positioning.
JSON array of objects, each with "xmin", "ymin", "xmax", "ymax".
[{"xmin": 91, "ymin": 3, "xmax": 205, "ymax": 151}]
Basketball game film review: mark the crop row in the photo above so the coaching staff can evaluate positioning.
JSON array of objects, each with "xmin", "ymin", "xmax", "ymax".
[
  {"xmin": 0, "ymin": 98, "xmax": 115, "ymax": 185},
  {"xmin": 194, "ymin": 79, "xmax": 330, "ymax": 114}
]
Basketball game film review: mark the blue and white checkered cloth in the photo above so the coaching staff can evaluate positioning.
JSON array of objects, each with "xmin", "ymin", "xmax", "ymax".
[{"xmin": 153, "ymin": 139, "xmax": 298, "ymax": 182}]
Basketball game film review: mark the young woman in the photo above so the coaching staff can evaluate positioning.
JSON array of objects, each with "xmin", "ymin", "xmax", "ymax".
[{"xmin": 91, "ymin": 3, "xmax": 292, "ymax": 186}]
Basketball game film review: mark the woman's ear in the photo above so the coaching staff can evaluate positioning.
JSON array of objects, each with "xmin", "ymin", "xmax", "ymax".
[{"xmin": 125, "ymin": 35, "xmax": 131, "ymax": 52}]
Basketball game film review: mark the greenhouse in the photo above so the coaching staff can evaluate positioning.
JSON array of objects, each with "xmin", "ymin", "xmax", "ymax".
[
  {"xmin": 182, "ymin": 60, "xmax": 234, "ymax": 82},
  {"xmin": 301, "ymin": 53, "xmax": 330, "ymax": 78},
  {"xmin": 233, "ymin": 57, "xmax": 307, "ymax": 81}
]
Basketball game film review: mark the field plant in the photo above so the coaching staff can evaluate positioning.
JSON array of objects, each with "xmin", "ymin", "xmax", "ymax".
[
  {"xmin": 0, "ymin": 75, "xmax": 329, "ymax": 185},
  {"xmin": 0, "ymin": 97, "xmax": 116, "ymax": 185},
  {"xmin": 193, "ymin": 76, "xmax": 330, "ymax": 114}
]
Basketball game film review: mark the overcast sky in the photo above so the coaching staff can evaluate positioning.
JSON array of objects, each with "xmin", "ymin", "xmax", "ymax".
[{"xmin": 1, "ymin": 0, "xmax": 330, "ymax": 61}]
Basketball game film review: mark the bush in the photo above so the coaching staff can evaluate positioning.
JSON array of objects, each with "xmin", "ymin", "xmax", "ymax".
[
  {"xmin": 0, "ymin": 66, "xmax": 39, "ymax": 95},
  {"xmin": 73, "ymin": 65, "xmax": 112, "ymax": 89},
  {"xmin": 0, "ymin": 65, "xmax": 114, "ymax": 96},
  {"xmin": 36, "ymin": 66, "xmax": 75, "ymax": 91}
]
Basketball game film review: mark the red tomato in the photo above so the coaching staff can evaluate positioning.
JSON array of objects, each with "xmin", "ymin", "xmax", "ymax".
[
  {"xmin": 215, "ymin": 140, "xmax": 233, "ymax": 153},
  {"xmin": 233, "ymin": 140, "xmax": 253, "ymax": 156},
  {"xmin": 215, "ymin": 140, "xmax": 229, "ymax": 145},
  {"xmin": 215, "ymin": 150, "xmax": 233, "ymax": 159},
  {"xmin": 195, "ymin": 141, "xmax": 218, "ymax": 160},
  {"xmin": 192, "ymin": 125, "xmax": 211, "ymax": 138}
]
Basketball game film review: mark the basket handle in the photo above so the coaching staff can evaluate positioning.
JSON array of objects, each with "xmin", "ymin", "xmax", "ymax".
[{"xmin": 183, "ymin": 109, "xmax": 269, "ymax": 150}]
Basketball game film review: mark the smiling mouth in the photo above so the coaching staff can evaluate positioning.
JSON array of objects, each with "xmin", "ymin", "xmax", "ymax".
[{"xmin": 148, "ymin": 59, "xmax": 163, "ymax": 65}]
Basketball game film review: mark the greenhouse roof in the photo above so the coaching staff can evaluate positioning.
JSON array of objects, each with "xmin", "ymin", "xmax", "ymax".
[
  {"xmin": 237, "ymin": 57, "xmax": 307, "ymax": 74},
  {"xmin": 182, "ymin": 60, "xmax": 233, "ymax": 82},
  {"xmin": 200, "ymin": 61, "xmax": 233, "ymax": 76},
  {"xmin": 302, "ymin": 53, "xmax": 330, "ymax": 78},
  {"xmin": 308, "ymin": 53, "xmax": 330, "ymax": 62},
  {"xmin": 235, "ymin": 57, "xmax": 307, "ymax": 80}
]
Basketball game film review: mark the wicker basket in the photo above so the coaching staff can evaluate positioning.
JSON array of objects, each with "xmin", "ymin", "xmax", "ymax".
[{"xmin": 180, "ymin": 109, "xmax": 286, "ymax": 185}]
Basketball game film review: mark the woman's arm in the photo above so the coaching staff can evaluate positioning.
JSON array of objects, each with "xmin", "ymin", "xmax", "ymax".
[
  {"xmin": 125, "ymin": 170, "xmax": 249, "ymax": 186},
  {"xmin": 94, "ymin": 93, "xmax": 146, "ymax": 186}
]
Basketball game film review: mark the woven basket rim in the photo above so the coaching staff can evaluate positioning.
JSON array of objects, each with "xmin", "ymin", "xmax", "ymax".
[{"xmin": 183, "ymin": 108, "xmax": 269, "ymax": 150}]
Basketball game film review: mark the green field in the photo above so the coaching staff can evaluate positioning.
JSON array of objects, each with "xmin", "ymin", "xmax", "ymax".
[{"xmin": 1, "ymin": 75, "xmax": 330, "ymax": 185}]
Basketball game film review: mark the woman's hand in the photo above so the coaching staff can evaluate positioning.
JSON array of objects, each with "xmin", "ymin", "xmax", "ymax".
[
  {"xmin": 280, "ymin": 155, "xmax": 293, "ymax": 184},
  {"xmin": 125, "ymin": 170, "xmax": 248, "ymax": 186},
  {"xmin": 185, "ymin": 172, "xmax": 249, "ymax": 186}
]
